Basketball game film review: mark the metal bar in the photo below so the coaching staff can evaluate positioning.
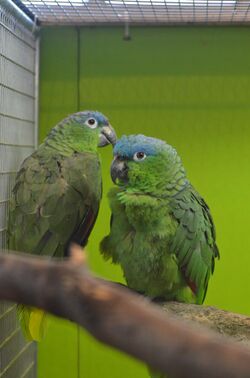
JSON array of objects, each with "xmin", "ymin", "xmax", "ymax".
[
  {"xmin": 0, "ymin": 84, "xmax": 35, "ymax": 100},
  {"xmin": 0, "ymin": 0, "xmax": 38, "ymax": 33},
  {"xmin": 35, "ymin": 19, "xmax": 250, "ymax": 25},
  {"xmin": 0, "ymin": 306, "xmax": 17, "ymax": 324},
  {"xmin": 0, "ymin": 20, "xmax": 36, "ymax": 49},
  {"xmin": 11, "ymin": 0, "xmax": 37, "ymax": 23},
  {"xmin": 0, "ymin": 342, "xmax": 32, "ymax": 377},
  {"xmin": 34, "ymin": 36, "xmax": 40, "ymax": 149},
  {"xmin": 0, "ymin": 172, "xmax": 17, "ymax": 176},
  {"xmin": 0, "ymin": 143, "xmax": 34, "ymax": 148},
  {"xmin": 0, "ymin": 113, "xmax": 35, "ymax": 124},
  {"xmin": 20, "ymin": 362, "xmax": 35, "ymax": 378},
  {"xmin": 0, "ymin": 200, "xmax": 10, "ymax": 205},
  {"xmin": 0, "ymin": 54, "xmax": 35, "ymax": 75},
  {"xmin": 0, "ymin": 326, "xmax": 19, "ymax": 350}
]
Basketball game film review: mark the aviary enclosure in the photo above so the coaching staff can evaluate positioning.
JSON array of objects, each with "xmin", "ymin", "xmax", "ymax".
[{"xmin": 1, "ymin": 0, "xmax": 250, "ymax": 377}]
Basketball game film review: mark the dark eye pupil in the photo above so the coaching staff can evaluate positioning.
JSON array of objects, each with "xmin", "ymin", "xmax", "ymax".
[
  {"xmin": 137, "ymin": 152, "xmax": 144, "ymax": 159},
  {"xmin": 88, "ymin": 118, "xmax": 95, "ymax": 125}
]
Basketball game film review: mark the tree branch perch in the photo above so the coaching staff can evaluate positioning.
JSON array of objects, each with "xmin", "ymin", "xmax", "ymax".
[
  {"xmin": 162, "ymin": 301, "xmax": 250, "ymax": 347},
  {"xmin": 0, "ymin": 245, "xmax": 250, "ymax": 378}
]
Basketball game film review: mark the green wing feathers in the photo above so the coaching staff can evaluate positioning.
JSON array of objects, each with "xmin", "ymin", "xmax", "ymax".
[
  {"xmin": 8, "ymin": 150, "xmax": 102, "ymax": 340},
  {"xmin": 8, "ymin": 150, "xmax": 101, "ymax": 256},
  {"xmin": 169, "ymin": 186, "xmax": 219, "ymax": 304}
]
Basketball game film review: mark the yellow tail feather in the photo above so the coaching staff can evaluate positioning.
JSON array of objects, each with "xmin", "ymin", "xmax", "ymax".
[{"xmin": 17, "ymin": 305, "xmax": 47, "ymax": 341}]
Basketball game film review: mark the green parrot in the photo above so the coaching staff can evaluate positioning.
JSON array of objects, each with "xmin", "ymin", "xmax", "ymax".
[
  {"xmin": 8, "ymin": 110, "xmax": 116, "ymax": 341},
  {"xmin": 101, "ymin": 134, "xmax": 219, "ymax": 377}
]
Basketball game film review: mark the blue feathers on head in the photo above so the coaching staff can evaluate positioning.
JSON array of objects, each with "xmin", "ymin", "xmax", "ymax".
[
  {"xmin": 63, "ymin": 110, "xmax": 109, "ymax": 126},
  {"xmin": 114, "ymin": 134, "xmax": 167, "ymax": 159}
]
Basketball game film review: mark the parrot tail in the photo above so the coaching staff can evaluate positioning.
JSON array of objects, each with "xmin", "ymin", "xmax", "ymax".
[{"xmin": 17, "ymin": 305, "xmax": 47, "ymax": 341}]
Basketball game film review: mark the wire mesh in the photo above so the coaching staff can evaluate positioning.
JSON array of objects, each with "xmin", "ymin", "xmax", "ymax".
[
  {"xmin": 17, "ymin": 0, "xmax": 250, "ymax": 25},
  {"xmin": 0, "ymin": 1, "xmax": 37, "ymax": 376}
]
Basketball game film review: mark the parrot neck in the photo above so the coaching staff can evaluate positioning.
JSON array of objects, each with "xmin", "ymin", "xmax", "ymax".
[
  {"xmin": 42, "ymin": 124, "xmax": 99, "ymax": 156},
  {"xmin": 122, "ymin": 155, "xmax": 189, "ymax": 200},
  {"xmin": 116, "ymin": 178, "xmax": 189, "ymax": 206}
]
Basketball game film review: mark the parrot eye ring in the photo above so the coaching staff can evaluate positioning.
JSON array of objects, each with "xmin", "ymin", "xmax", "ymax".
[
  {"xmin": 86, "ymin": 118, "xmax": 98, "ymax": 128},
  {"xmin": 133, "ymin": 151, "xmax": 146, "ymax": 161}
]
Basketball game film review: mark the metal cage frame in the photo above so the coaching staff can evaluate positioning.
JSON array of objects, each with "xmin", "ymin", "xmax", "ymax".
[
  {"xmin": 12, "ymin": 0, "xmax": 250, "ymax": 25},
  {"xmin": 0, "ymin": 1, "xmax": 39, "ymax": 376}
]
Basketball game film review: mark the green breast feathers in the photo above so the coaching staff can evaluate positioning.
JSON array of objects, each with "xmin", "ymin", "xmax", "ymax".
[{"xmin": 101, "ymin": 134, "xmax": 219, "ymax": 305}]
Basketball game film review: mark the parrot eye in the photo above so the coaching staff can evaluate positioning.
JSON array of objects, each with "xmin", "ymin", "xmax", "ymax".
[
  {"xmin": 85, "ymin": 118, "xmax": 98, "ymax": 129},
  {"xmin": 133, "ymin": 151, "xmax": 146, "ymax": 162}
]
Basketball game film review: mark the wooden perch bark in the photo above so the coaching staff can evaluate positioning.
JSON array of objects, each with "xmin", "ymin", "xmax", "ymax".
[
  {"xmin": 0, "ymin": 245, "xmax": 250, "ymax": 378},
  {"xmin": 162, "ymin": 302, "xmax": 250, "ymax": 347}
]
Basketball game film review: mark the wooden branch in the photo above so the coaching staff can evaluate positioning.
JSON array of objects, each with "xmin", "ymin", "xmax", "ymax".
[
  {"xmin": 0, "ymin": 245, "xmax": 250, "ymax": 378},
  {"xmin": 161, "ymin": 302, "xmax": 250, "ymax": 347}
]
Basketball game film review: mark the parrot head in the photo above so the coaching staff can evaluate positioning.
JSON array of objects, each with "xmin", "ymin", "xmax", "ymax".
[
  {"xmin": 68, "ymin": 110, "xmax": 117, "ymax": 147},
  {"xmin": 47, "ymin": 110, "xmax": 117, "ymax": 152},
  {"xmin": 111, "ymin": 134, "xmax": 187, "ymax": 197}
]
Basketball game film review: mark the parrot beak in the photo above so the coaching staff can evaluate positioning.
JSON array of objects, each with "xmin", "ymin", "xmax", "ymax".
[
  {"xmin": 111, "ymin": 157, "xmax": 128, "ymax": 185},
  {"xmin": 99, "ymin": 125, "xmax": 117, "ymax": 147}
]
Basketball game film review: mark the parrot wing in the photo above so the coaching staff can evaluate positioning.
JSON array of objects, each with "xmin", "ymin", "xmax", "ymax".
[
  {"xmin": 8, "ymin": 150, "xmax": 102, "ymax": 341},
  {"xmin": 169, "ymin": 186, "xmax": 219, "ymax": 304},
  {"xmin": 8, "ymin": 150, "xmax": 102, "ymax": 257}
]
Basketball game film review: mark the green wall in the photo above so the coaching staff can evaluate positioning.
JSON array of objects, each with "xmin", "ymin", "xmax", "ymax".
[{"xmin": 39, "ymin": 26, "xmax": 250, "ymax": 378}]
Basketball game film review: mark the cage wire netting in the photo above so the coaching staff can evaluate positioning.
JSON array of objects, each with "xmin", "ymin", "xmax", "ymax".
[
  {"xmin": 12, "ymin": 0, "xmax": 250, "ymax": 25},
  {"xmin": 0, "ymin": 1, "xmax": 38, "ymax": 376}
]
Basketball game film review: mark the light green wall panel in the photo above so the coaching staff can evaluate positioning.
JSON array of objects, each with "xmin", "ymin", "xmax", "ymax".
[
  {"xmin": 39, "ymin": 27, "xmax": 79, "ymax": 141},
  {"xmin": 38, "ymin": 27, "xmax": 79, "ymax": 378},
  {"xmin": 39, "ymin": 25, "xmax": 250, "ymax": 378},
  {"xmin": 79, "ymin": 26, "xmax": 250, "ymax": 313}
]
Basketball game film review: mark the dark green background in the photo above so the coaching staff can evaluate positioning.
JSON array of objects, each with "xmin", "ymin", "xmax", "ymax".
[{"xmin": 39, "ymin": 26, "xmax": 250, "ymax": 378}]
